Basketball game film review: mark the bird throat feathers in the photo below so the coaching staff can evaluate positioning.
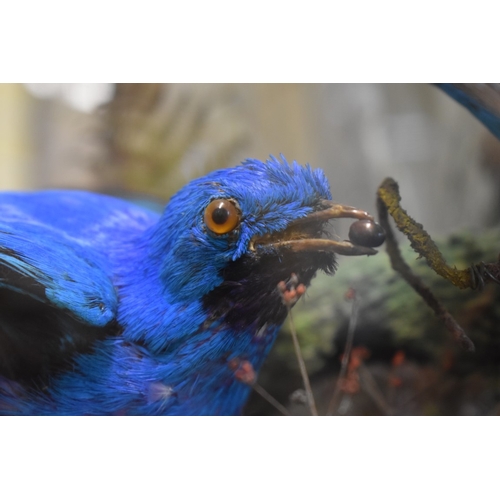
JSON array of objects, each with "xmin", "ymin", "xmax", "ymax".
[{"xmin": 202, "ymin": 246, "xmax": 337, "ymax": 333}]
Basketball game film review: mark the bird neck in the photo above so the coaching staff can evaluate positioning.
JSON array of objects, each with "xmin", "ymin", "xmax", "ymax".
[{"xmin": 113, "ymin": 228, "xmax": 283, "ymax": 374}]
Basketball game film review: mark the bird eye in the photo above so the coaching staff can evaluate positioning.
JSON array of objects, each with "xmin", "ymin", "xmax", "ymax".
[{"xmin": 204, "ymin": 199, "xmax": 241, "ymax": 234}]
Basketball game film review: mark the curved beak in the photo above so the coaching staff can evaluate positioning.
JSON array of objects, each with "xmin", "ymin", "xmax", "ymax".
[{"xmin": 253, "ymin": 200, "xmax": 381, "ymax": 257}]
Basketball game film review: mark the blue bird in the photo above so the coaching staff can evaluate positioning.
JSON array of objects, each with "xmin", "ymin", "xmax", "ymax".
[{"xmin": 0, "ymin": 156, "xmax": 382, "ymax": 415}]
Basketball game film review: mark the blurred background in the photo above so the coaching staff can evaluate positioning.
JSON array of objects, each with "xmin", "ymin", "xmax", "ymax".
[
  {"xmin": 2, "ymin": 83, "xmax": 498, "ymax": 232},
  {"xmin": 2, "ymin": 83, "xmax": 500, "ymax": 415}
]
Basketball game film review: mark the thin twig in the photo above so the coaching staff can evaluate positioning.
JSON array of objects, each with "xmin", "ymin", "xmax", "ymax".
[
  {"xmin": 358, "ymin": 363, "xmax": 392, "ymax": 415},
  {"xmin": 287, "ymin": 308, "xmax": 318, "ymax": 416},
  {"xmin": 327, "ymin": 291, "xmax": 360, "ymax": 416},
  {"xmin": 252, "ymin": 382, "xmax": 291, "ymax": 416},
  {"xmin": 278, "ymin": 276, "xmax": 318, "ymax": 416}
]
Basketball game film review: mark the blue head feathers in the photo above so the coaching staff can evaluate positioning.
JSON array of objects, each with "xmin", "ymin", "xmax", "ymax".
[{"xmin": 148, "ymin": 156, "xmax": 332, "ymax": 302}]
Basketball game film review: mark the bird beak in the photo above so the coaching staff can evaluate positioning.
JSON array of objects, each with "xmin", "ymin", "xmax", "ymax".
[
  {"xmin": 292, "ymin": 200, "xmax": 374, "ymax": 224},
  {"xmin": 252, "ymin": 200, "xmax": 381, "ymax": 256}
]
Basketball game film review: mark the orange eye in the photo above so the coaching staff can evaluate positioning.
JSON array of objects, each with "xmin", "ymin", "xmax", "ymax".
[{"xmin": 204, "ymin": 199, "xmax": 240, "ymax": 234}]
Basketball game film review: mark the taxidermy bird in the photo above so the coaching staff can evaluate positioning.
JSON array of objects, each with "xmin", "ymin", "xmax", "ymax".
[{"xmin": 0, "ymin": 156, "xmax": 383, "ymax": 415}]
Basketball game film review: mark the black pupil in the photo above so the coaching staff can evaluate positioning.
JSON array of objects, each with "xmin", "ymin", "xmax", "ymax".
[{"xmin": 212, "ymin": 205, "xmax": 230, "ymax": 225}]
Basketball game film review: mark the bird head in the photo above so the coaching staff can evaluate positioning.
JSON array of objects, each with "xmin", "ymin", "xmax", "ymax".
[{"xmin": 149, "ymin": 156, "xmax": 382, "ymax": 330}]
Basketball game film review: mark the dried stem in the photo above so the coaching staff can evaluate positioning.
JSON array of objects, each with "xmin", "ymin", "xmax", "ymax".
[
  {"xmin": 358, "ymin": 363, "xmax": 392, "ymax": 415},
  {"xmin": 287, "ymin": 308, "xmax": 318, "ymax": 416},
  {"xmin": 327, "ymin": 292, "xmax": 360, "ymax": 416},
  {"xmin": 252, "ymin": 382, "xmax": 291, "ymax": 416}
]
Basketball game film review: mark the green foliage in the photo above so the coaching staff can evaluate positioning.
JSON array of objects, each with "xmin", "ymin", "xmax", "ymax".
[{"xmin": 277, "ymin": 227, "xmax": 500, "ymax": 371}]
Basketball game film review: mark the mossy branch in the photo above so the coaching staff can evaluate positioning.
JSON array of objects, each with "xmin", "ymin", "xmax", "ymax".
[{"xmin": 377, "ymin": 178, "xmax": 476, "ymax": 351}]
